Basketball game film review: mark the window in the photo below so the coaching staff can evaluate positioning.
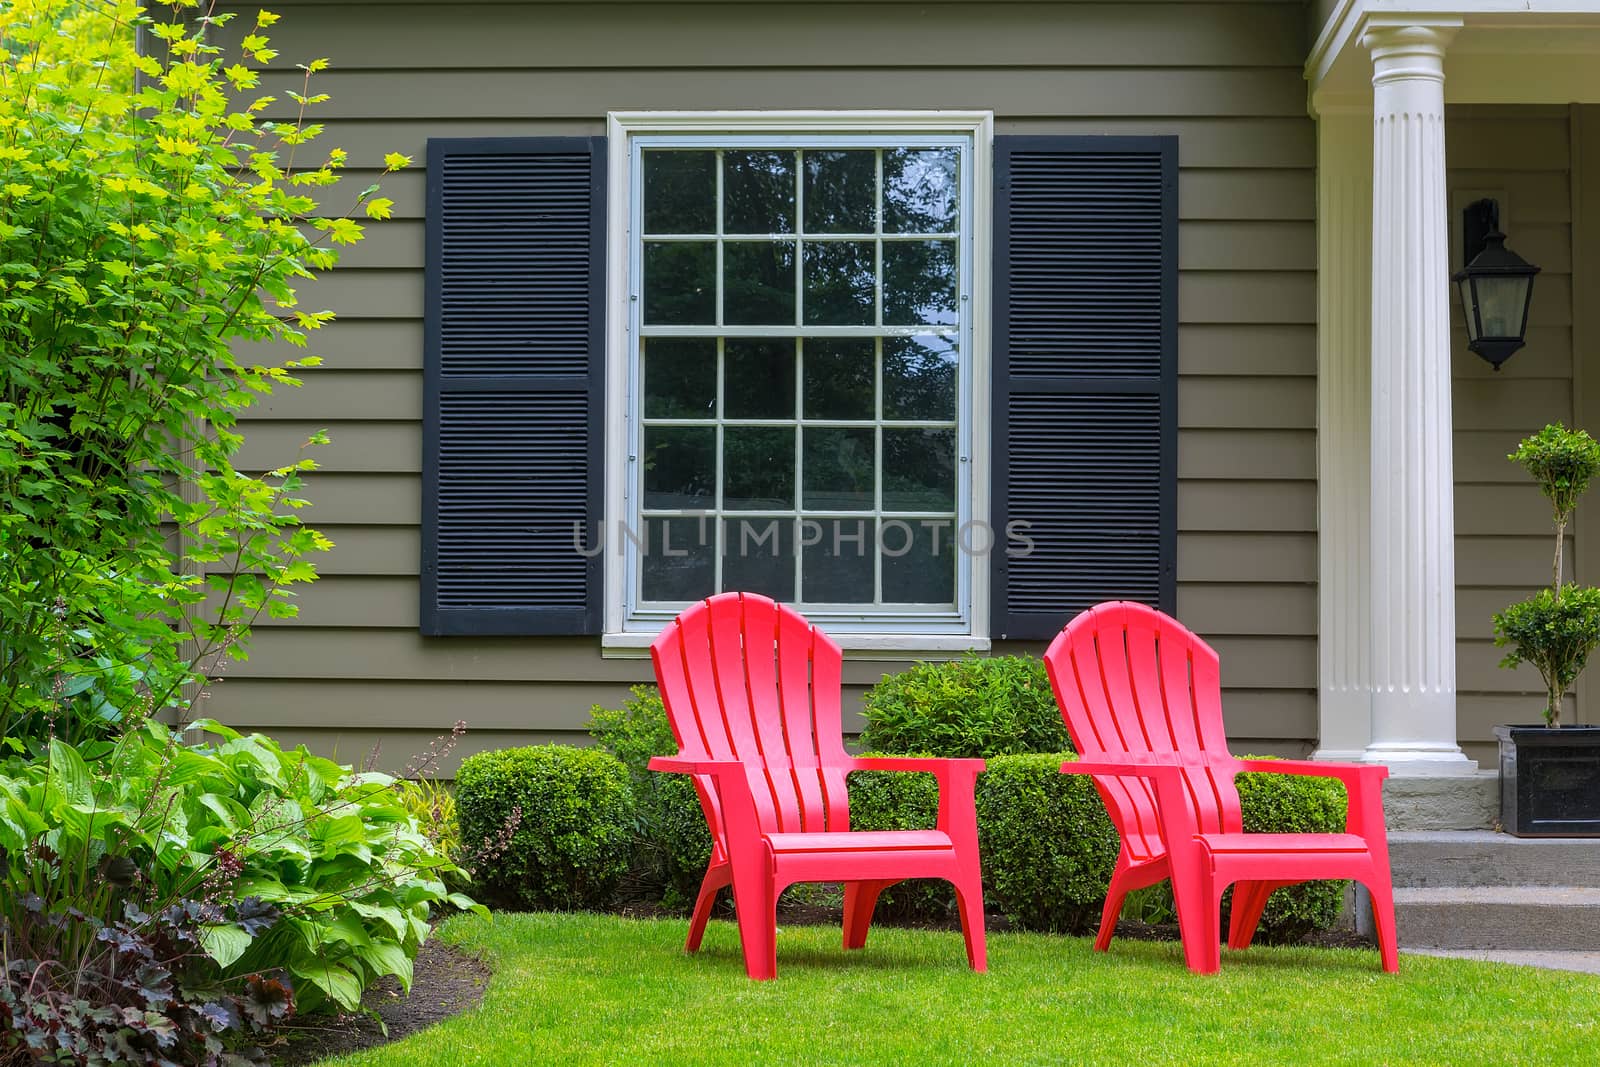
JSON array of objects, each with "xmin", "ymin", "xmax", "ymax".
[{"xmin": 606, "ymin": 114, "xmax": 993, "ymax": 645}]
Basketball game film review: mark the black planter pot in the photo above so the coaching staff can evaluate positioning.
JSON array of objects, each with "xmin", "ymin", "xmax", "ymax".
[{"xmin": 1495, "ymin": 724, "xmax": 1600, "ymax": 837}]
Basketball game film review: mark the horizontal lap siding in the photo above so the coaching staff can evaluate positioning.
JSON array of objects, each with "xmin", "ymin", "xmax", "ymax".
[
  {"xmin": 1448, "ymin": 106, "xmax": 1576, "ymax": 764},
  {"xmin": 212, "ymin": 1, "xmax": 1315, "ymax": 768}
]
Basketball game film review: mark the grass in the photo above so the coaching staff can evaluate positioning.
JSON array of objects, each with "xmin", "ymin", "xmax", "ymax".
[{"xmin": 317, "ymin": 911, "xmax": 1600, "ymax": 1066}]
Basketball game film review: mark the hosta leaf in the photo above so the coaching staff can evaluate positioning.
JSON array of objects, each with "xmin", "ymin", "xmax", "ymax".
[
  {"xmin": 199, "ymin": 923, "xmax": 253, "ymax": 968},
  {"xmin": 295, "ymin": 958, "xmax": 363, "ymax": 1011}
]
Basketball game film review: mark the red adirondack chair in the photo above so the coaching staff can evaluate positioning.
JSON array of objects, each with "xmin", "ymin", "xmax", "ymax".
[
  {"xmin": 648, "ymin": 592, "xmax": 988, "ymax": 980},
  {"xmin": 1042, "ymin": 601, "xmax": 1399, "ymax": 974}
]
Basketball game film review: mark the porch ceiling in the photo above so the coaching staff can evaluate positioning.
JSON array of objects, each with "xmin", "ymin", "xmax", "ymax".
[{"xmin": 1309, "ymin": 1, "xmax": 1600, "ymax": 112}]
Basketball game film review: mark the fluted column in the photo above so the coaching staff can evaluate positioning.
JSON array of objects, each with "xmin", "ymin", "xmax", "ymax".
[
  {"xmin": 1363, "ymin": 21, "xmax": 1475, "ymax": 773},
  {"xmin": 1314, "ymin": 105, "xmax": 1373, "ymax": 761}
]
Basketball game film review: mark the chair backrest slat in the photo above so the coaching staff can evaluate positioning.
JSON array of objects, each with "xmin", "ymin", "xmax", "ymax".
[
  {"xmin": 1045, "ymin": 601, "xmax": 1244, "ymax": 858},
  {"xmin": 652, "ymin": 593, "xmax": 852, "ymax": 848}
]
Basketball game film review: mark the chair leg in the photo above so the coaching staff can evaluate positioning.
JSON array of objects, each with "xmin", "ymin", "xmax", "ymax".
[
  {"xmin": 685, "ymin": 864, "xmax": 732, "ymax": 953},
  {"xmin": 953, "ymin": 873, "xmax": 988, "ymax": 973},
  {"xmin": 842, "ymin": 879, "xmax": 896, "ymax": 950},
  {"xmin": 727, "ymin": 850, "xmax": 778, "ymax": 980},
  {"xmin": 1225, "ymin": 880, "xmax": 1281, "ymax": 951},
  {"xmin": 1365, "ymin": 878, "xmax": 1401, "ymax": 974},
  {"xmin": 1170, "ymin": 848, "xmax": 1223, "ymax": 975},
  {"xmin": 1095, "ymin": 860, "xmax": 1134, "ymax": 952}
]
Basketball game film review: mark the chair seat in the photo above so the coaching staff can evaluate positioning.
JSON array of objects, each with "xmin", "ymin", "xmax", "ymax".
[
  {"xmin": 765, "ymin": 830, "xmax": 952, "ymax": 854},
  {"xmin": 1198, "ymin": 832, "xmax": 1370, "ymax": 855}
]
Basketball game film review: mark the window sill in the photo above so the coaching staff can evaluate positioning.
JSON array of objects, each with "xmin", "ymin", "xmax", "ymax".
[{"xmin": 600, "ymin": 631, "xmax": 991, "ymax": 660}]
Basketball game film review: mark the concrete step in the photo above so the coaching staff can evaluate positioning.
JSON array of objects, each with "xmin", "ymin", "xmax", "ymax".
[
  {"xmin": 1403, "ymin": 947, "xmax": 1600, "ymax": 976},
  {"xmin": 1394, "ymin": 886, "xmax": 1600, "ymax": 951},
  {"xmin": 1388, "ymin": 830, "xmax": 1600, "ymax": 888}
]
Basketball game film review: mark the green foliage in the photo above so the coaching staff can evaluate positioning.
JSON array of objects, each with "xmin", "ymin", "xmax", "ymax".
[
  {"xmin": 587, "ymin": 685, "xmax": 712, "ymax": 909},
  {"xmin": 1509, "ymin": 422, "xmax": 1600, "ymax": 527},
  {"xmin": 858, "ymin": 655, "xmax": 1068, "ymax": 758},
  {"xmin": 0, "ymin": 1, "xmax": 407, "ymax": 747},
  {"xmin": 395, "ymin": 776, "xmax": 460, "ymax": 860},
  {"xmin": 1494, "ymin": 423, "xmax": 1600, "ymax": 726},
  {"xmin": 0, "ymin": 720, "xmax": 472, "ymax": 1060},
  {"xmin": 456, "ymin": 745, "xmax": 636, "ymax": 912},
  {"xmin": 975, "ymin": 754, "xmax": 1121, "ymax": 934},
  {"xmin": 1232, "ymin": 760, "xmax": 1349, "ymax": 942},
  {"xmin": 845, "ymin": 760, "xmax": 952, "ymax": 920},
  {"xmin": 1495, "ymin": 586, "xmax": 1600, "ymax": 726}
]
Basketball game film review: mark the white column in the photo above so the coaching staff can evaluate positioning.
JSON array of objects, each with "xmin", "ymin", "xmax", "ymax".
[
  {"xmin": 1363, "ymin": 21, "xmax": 1475, "ymax": 773},
  {"xmin": 1314, "ymin": 104, "xmax": 1374, "ymax": 761}
]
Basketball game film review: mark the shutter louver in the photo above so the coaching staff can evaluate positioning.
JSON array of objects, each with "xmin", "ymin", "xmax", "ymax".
[
  {"xmin": 992, "ymin": 137, "xmax": 1176, "ymax": 640},
  {"xmin": 422, "ymin": 138, "xmax": 605, "ymax": 636}
]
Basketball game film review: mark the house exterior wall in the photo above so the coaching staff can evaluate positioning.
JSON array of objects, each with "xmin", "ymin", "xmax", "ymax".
[
  {"xmin": 1448, "ymin": 105, "xmax": 1580, "ymax": 764},
  {"xmin": 214, "ymin": 1, "xmax": 1317, "ymax": 770}
]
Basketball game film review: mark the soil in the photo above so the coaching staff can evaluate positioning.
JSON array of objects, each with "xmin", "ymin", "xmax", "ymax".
[
  {"xmin": 269, "ymin": 938, "xmax": 491, "ymax": 1066},
  {"xmin": 261, "ymin": 899, "xmax": 1372, "ymax": 1064}
]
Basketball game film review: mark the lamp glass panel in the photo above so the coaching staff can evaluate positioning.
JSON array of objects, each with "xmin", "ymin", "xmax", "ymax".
[
  {"xmin": 1457, "ymin": 278, "xmax": 1479, "ymax": 343},
  {"xmin": 1476, "ymin": 275, "xmax": 1530, "ymax": 340}
]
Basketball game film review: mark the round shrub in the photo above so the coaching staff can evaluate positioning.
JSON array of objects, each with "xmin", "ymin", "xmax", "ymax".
[
  {"xmin": 1232, "ymin": 760, "xmax": 1350, "ymax": 942},
  {"xmin": 846, "ymin": 759, "xmax": 954, "ymax": 921},
  {"xmin": 859, "ymin": 655, "xmax": 1068, "ymax": 758},
  {"xmin": 588, "ymin": 686, "xmax": 713, "ymax": 909},
  {"xmin": 975, "ymin": 754, "xmax": 1121, "ymax": 933},
  {"xmin": 456, "ymin": 745, "xmax": 635, "ymax": 911}
]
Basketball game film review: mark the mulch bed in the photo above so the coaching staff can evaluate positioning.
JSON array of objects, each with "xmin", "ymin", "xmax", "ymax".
[
  {"xmin": 270, "ymin": 938, "xmax": 491, "ymax": 1066},
  {"xmin": 263, "ymin": 899, "xmax": 1372, "ymax": 1064}
]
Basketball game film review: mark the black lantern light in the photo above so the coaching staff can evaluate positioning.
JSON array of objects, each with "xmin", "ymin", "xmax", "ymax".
[{"xmin": 1451, "ymin": 198, "xmax": 1540, "ymax": 371}]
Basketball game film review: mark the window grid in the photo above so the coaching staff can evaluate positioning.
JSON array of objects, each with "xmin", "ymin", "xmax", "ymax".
[{"xmin": 630, "ymin": 138, "xmax": 969, "ymax": 618}]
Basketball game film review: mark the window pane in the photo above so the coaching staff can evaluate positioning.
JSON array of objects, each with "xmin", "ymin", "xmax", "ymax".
[
  {"xmin": 883, "ymin": 240, "xmax": 957, "ymax": 326},
  {"xmin": 883, "ymin": 148, "xmax": 959, "ymax": 233},
  {"xmin": 803, "ymin": 427, "xmax": 875, "ymax": 511},
  {"xmin": 881, "ymin": 518, "xmax": 956, "ymax": 604},
  {"xmin": 723, "ymin": 516, "xmax": 794, "ymax": 601},
  {"xmin": 803, "ymin": 241, "xmax": 875, "ymax": 326},
  {"xmin": 883, "ymin": 336, "xmax": 957, "ymax": 421},
  {"xmin": 643, "ymin": 242, "xmax": 715, "ymax": 325},
  {"xmin": 723, "ymin": 427, "xmax": 794, "ymax": 510},
  {"xmin": 643, "ymin": 151, "xmax": 715, "ymax": 234},
  {"xmin": 724, "ymin": 150, "xmax": 795, "ymax": 234},
  {"xmin": 802, "ymin": 518, "xmax": 875, "ymax": 603},
  {"xmin": 641, "ymin": 516, "xmax": 715, "ymax": 601},
  {"xmin": 725, "ymin": 339, "xmax": 795, "ymax": 419},
  {"xmin": 883, "ymin": 428, "xmax": 955, "ymax": 511},
  {"xmin": 803, "ymin": 150, "xmax": 875, "ymax": 233},
  {"xmin": 724, "ymin": 242, "xmax": 796, "ymax": 326},
  {"xmin": 643, "ymin": 426, "xmax": 715, "ymax": 509},
  {"xmin": 803, "ymin": 338, "xmax": 874, "ymax": 420},
  {"xmin": 643, "ymin": 338, "xmax": 716, "ymax": 419}
]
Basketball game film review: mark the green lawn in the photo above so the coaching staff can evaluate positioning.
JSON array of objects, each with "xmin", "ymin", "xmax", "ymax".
[{"xmin": 317, "ymin": 912, "xmax": 1600, "ymax": 1066}]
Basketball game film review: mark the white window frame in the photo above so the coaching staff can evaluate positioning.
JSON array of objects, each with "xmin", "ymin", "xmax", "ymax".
[{"xmin": 602, "ymin": 111, "xmax": 993, "ymax": 656}]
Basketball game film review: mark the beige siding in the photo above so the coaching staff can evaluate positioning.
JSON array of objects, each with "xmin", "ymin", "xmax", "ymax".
[
  {"xmin": 213, "ymin": 1, "xmax": 1318, "ymax": 769},
  {"xmin": 1448, "ymin": 105, "xmax": 1578, "ymax": 764}
]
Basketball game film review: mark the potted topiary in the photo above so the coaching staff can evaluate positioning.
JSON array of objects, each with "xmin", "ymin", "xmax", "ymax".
[{"xmin": 1492, "ymin": 423, "xmax": 1600, "ymax": 836}]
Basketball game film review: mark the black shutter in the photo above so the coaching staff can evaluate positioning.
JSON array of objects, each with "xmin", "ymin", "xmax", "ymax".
[
  {"xmin": 421, "ymin": 137, "xmax": 605, "ymax": 636},
  {"xmin": 991, "ymin": 136, "xmax": 1177, "ymax": 640}
]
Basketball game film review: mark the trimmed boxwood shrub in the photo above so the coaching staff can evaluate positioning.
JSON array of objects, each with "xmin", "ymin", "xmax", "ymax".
[
  {"xmin": 588, "ymin": 686, "xmax": 713, "ymax": 909},
  {"xmin": 456, "ymin": 745, "xmax": 635, "ymax": 911},
  {"xmin": 858, "ymin": 655, "xmax": 1069, "ymax": 758},
  {"xmin": 977, "ymin": 754, "xmax": 1123, "ymax": 933}
]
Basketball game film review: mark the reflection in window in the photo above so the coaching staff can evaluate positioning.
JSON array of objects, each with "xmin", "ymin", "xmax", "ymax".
[{"xmin": 633, "ymin": 138, "xmax": 968, "ymax": 614}]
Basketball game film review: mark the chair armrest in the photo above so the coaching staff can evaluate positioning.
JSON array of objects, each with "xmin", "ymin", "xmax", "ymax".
[
  {"xmin": 847, "ymin": 758, "xmax": 983, "ymax": 846},
  {"xmin": 1235, "ymin": 758, "xmax": 1389, "ymax": 785},
  {"xmin": 850, "ymin": 757, "xmax": 986, "ymax": 775},
  {"xmin": 647, "ymin": 756, "xmax": 745, "ymax": 775},
  {"xmin": 1233, "ymin": 759, "xmax": 1390, "ymax": 840}
]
